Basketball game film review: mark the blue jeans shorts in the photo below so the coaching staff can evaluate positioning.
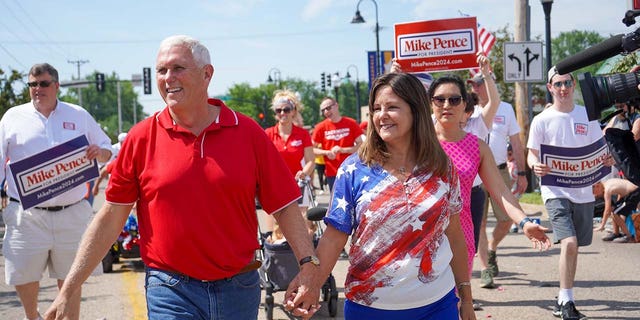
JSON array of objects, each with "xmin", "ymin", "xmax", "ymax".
[{"xmin": 145, "ymin": 267, "xmax": 261, "ymax": 320}]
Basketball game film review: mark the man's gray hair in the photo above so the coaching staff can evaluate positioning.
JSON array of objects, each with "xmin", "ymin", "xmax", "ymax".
[
  {"xmin": 29, "ymin": 63, "xmax": 59, "ymax": 82},
  {"xmin": 159, "ymin": 35, "xmax": 211, "ymax": 67}
]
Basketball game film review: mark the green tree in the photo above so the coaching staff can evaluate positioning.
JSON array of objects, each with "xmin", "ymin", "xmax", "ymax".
[
  {"xmin": 225, "ymin": 77, "xmax": 350, "ymax": 128},
  {"xmin": 0, "ymin": 68, "xmax": 30, "ymax": 116},
  {"xmin": 60, "ymin": 71, "xmax": 147, "ymax": 141},
  {"xmin": 551, "ymin": 30, "xmax": 606, "ymax": 74}
]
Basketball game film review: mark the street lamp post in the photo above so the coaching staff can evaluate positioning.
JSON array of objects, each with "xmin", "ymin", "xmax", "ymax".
[
  {"xmin": 352, "ymin": 0, "xmax": 381, "ymax": 77},
  {"xmin": 346, "ymin": 64, "xmax": 361, "ymax": 123},
  {"xmin": 267, "ymin": 68, "xmax": 282, "ymax": 88},
  {"xmin": 541, "ymin": 0, "xmax": 553, "ymax": 103}
]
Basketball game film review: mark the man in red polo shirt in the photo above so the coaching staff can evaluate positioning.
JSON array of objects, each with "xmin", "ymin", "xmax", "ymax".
[
  {"xmin": 312, "ymin": 97, "xmax": 364, "ymax": 192},
  {"xmin": 45, "ymin": 35, "xmax": 321, "ymax": 320}
]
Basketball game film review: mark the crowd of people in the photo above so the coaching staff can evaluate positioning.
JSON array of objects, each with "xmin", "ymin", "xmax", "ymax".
[{"xmin": 0, "ymin": 33, "xmax": 636, "ymax": 320}]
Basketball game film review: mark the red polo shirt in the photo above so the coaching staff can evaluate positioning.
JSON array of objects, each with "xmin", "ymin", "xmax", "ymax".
[
  {"xmin": 312, "ymin": 116, "xmax": 363, "ymax": 177},
  {"xmin": 106, "ymin": 99, "xmax": 300, "ymax": 280},
  {"xmin": 265, "ymin": 124, "xmax": 312, "ymax": 176}
]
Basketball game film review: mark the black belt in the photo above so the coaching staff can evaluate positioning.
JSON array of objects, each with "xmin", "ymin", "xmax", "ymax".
[
  {"xmin": 497, "ymin": 163, "xmax": 507, "ymax": 170},
  {"xmin": 160, "ymin": 260, "xmax": 262, "ymax": 283},
  {"xmin": 9, "ymin": 197, "xmax": 82, "ymax": 212}
]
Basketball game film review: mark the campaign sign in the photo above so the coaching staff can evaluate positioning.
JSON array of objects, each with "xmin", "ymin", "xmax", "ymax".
[
  {"xmin": 540, "ymin": 138, "xmax": 611, "ymax": 188},
  {"xmin": 394, "ymin": 17, "xmax": 478, "ymax": 73},
  {"xmin": 9, "ymin": 135, "xmax": 98, "ymax": 210}
]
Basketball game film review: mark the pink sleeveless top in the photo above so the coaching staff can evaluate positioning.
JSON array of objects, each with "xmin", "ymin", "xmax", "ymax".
[{"xmin": 439, "ymin": 133, "xmax": 481, "ymax": 275}]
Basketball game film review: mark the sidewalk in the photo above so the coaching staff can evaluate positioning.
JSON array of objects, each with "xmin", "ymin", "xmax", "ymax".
[{"xmin": 259, "ymin": 191, "xmax": 640, "ymax": 320}]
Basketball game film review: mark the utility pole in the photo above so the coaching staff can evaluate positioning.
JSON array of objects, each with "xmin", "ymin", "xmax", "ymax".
[
  {"xmin": 515, "ymin": 0, "xmax": 536, "ymax": 192},
  {"xmin": 514, "ymin": 0, "xmax": 530, "ymax": 145},
  {"xmin": 68, "ymin": 59, "xmax": 89, "ymax": 106}
]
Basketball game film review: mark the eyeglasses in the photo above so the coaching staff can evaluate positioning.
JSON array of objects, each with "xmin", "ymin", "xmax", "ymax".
[
  {"xmin": 27, "ymin": 80, "xmax": 56, "ymax": 88},
  {"xmin": 552, "ymin": 80, "xmax": 573, "ymax": 89},
  {"xmin": 432, "ymin": 95, "xmax": 463, "ymax": 107},
  {"xmin": 274, "ymin": 106, "xmax": 293, "ymax": 114},
  {"xmin": 321, "ymin": 104, "xmax": 335, "ymax": 112}
]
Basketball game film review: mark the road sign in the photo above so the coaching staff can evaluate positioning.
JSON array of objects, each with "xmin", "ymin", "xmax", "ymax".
[
  {"xmin": 143, "ymin": 67, "xmax": 152, "ymax": 94},
  {"xmin": 503, "ymin": 41, "xmax": 543, "ymax": 82},
  {"xmin": 59, "ymin": 80, "xmax": 90, "ymax": 88},
  {"xmin": 131, "ymin": 74, "xmax": 142, "ymax": 87}
]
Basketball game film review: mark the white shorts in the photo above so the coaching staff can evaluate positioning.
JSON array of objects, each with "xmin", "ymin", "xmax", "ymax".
[{"xmin": 2, "ymin": 200, "xmax": 102, "ymax": 285}]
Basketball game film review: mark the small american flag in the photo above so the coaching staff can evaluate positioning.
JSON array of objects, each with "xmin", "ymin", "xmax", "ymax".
[
  {"xmin": 459, "ymin": 11, "xmax": 496, "ymax": 76},
  {"xmin": 469, "ymin": 23, "xmax": 496, "ymax": 76}
]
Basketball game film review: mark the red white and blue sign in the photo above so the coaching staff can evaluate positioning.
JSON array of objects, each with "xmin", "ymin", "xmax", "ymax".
[
  {"xmin": 394, "ymin": 17, "xmax": 478, "ymax": 73},
  {"xmin": 540, "ymin": 138, "xmax": 611, "ymax": 188},
  {"xmin": 9, "ymin": 135, "xmax": 99, "ymax": 210}
]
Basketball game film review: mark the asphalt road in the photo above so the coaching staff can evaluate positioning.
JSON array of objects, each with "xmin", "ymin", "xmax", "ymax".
[{"xmin": 2, "ymin": 185, "xmax": 639, "ymax": 320}]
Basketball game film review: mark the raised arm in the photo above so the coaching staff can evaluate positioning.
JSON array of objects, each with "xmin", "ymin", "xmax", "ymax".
[{"xmin": 476, "ymin": 53, "xmax": 500, "ymax": 130}]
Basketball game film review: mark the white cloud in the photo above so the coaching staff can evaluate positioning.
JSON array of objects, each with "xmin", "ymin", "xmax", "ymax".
[{"xmin": 302, "ymin": 0, "xmax": 334, "ymax": 21}]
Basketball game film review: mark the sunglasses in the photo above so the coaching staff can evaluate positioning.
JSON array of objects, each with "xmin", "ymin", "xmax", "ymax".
[
  {"xmin": 274, "ymin": 106, "xmax": 293, "ymax": 114},
  {"xmin": 432, "ymin": 95, "xmax": 463, "ymax": 107},
  {"xmin": 27, "ymin": 80, "xmax": 55, "ymax": 88},
  {"xmin": 321, "ymin": 104, "xmax": 335, "ymax": 112},
  {"xmin": 552, "ymin": 80, "xmax": 573, "ymax": 89}
]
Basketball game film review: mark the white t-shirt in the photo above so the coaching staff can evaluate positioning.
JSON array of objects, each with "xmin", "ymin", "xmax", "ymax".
[
  {"xmin": 464, "ymin": 108, "xmax": 491, "ymax": 187},
  {"xmin": 485, "ymin": 101, "xmax": 521, "ymax": 165},
  {"xmin": 0, "ymin": 100, "xmax": 112, "ymax": 206},
  {"xmin": 527, "ymin": 105, "xmax": 603, "ymax": 203}
]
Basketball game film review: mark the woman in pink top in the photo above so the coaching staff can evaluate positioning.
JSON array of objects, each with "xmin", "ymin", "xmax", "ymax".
[{"xmin": 429, "ymin": 74, "xmax": 551, "ymax": 278}]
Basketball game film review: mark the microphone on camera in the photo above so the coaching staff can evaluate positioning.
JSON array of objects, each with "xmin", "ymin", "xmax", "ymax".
[{"xmin": 555, "ymin": 34, "xmax": 624, "ymax": 75}]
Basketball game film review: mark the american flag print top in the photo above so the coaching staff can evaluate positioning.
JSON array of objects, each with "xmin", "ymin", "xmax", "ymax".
[{"xmin": 324, "ymin": 154, "xmax": 462, "ymax": 310}]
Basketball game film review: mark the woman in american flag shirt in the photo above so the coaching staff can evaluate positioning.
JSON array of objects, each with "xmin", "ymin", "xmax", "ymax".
[{"xmin": 304, "ymin": 73, "xmax": 475, "ymax": 319}]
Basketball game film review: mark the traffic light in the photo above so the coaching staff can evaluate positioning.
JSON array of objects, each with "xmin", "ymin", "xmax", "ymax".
[
  {"xmin": 327, "ymin": 73, "xmax": 331, "ymax": 88},
  {"xmin": 95, "ymin": 73, "xmax": 105, "ymax": 92},
  {"xmin": 321, "ymin": 72, "xmax": 326, "ymax": 93},
  {"xmin": 143, "ymin": 67, "xmax": 152, "ymax": 94}
]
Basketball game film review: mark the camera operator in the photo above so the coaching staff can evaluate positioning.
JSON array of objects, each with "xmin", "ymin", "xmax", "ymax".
[
  {"xmin": 603, "ymin": 101, "xmax": 638, "ymax": 132},
  {"xmin": 527, "ymin": 68, "xmax": 616, "ymax": 320}
]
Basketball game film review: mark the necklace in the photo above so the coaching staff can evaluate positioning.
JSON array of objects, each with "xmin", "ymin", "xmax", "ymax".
[{"xmin": 395, "ymin": 166, "xmax": 411, "ymax": 182}]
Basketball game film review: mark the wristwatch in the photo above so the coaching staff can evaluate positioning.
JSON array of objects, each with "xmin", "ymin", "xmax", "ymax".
[
  {"xmin": 299, "ymin": 255, "xmax": 320, "ymax": 267},
  {"xmin": 517, "ymin": 171, "xmax": 527, "ymax": 176},
  {"xmin": 519, "ymin": 217, "xmax": 533, "ymax": 229}
]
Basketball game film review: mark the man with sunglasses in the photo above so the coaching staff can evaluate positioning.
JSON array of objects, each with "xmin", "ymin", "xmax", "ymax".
[
  {"xmin": 527, "ymin": 67, "xmax": 614, "ymax": 320},
  {"xmin": 0, "ymin": 63, "xmax": 112, "ymax": 320},
  {"xmin": 312, "ymin": 97, "xmax": 363, "ymax": 192}
]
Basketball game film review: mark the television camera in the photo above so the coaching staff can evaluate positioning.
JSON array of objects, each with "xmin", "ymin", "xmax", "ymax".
[{"xmin": 555, "ymin": 9, "xmax": 640, "ymax": 122}]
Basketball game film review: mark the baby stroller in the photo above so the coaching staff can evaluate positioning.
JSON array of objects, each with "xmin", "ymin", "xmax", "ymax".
[
  {"xmin": 102, "ymin": 211, "xmax": 141, "ymax": 273},
  {"xmin": 257, "ymin": 179, "xmax": 338, "ymax": 319}
]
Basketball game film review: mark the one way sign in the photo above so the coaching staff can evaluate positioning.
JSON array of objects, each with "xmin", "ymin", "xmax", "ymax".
[{"xmin": 503, "ymin": 41, "xmax": 543, "ymax": 82}]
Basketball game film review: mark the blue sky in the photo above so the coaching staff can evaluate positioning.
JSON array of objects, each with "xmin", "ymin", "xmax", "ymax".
[{"xmin": 0, "ymin": 0, "xmax": 635, "ymax": 114}]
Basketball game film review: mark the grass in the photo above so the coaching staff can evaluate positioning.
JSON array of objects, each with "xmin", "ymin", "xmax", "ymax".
[{"xmin": 519, "ymin": 192, "xmax": 543, "ymax": 205}]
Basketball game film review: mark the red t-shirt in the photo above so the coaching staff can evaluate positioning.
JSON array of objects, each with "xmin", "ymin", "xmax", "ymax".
[
  {"xmin": 312, "ymin": 116, "xmax": 363, "ymax": 177},
  {"xmin": 106, "ymin": 99, "xmax": 300, "ymax": 280},
  {"xmin": 265, "ymin": 124, "xmax": 312, "ymax": 177}
]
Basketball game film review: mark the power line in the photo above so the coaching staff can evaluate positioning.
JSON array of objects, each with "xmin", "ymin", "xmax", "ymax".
[
  {"xmin": 9, "ymin": 0, "xmax": 73, "ymax": 60},
  {"xmin": 0, "ymin": 27, "xmax": 354, "ymax": 45},
  {"xmin": 0, "ymin": 43, "xmax": 27, "ymax": 69},
  {"xmin": 68, "ymin": 59, "xmax": 90, "ymax": 79}
]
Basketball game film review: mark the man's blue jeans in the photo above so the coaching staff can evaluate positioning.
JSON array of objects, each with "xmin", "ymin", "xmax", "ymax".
[{"xmin": 145, "ymin": 267, "xmax": 261, "ymax": 319}]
